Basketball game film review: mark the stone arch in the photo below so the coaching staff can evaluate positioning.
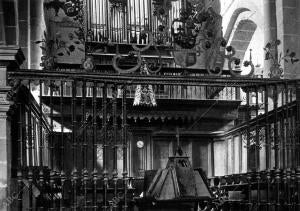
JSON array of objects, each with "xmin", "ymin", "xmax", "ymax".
[
  {"xmin": 229, "ymin": 19, "xmax": 257, "ymax": 61},
  {"xmin": 223, "ymin": 8, "xmax": 250, "ymax": 41}
]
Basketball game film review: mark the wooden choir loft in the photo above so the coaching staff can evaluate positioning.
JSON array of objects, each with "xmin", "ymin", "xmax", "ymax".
[{"xmin": 0, "ymin": 0, "xmax": 299, "ymax": 210}]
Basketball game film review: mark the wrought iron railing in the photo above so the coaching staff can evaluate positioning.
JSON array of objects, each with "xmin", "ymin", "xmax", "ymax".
[
  {"xmin": 42, "ymin": 82, "xmax": 239, "ymax": 101},
  {"xmin": 208, "ymin": 169, "xmax": 300, "ymax": 211},
  {"xmin": 7, "ymin": 68, "xmax": 300, "ymax": 210},
  {"xmin": 207, "ymin": 81, "xmax": 300, "ymax": 210}
]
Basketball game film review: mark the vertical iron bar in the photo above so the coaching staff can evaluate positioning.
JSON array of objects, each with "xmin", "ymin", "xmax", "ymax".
[
  {"xmin": 265, "ymin": 84, "xmax": 271, "ymax": 211},
  {"xmin": 37, "ymin": 81, "xmax": 44, "ymax": 210},
  {"xmin": 286, "ymin": 168, "xmax": 292, "ymax": 211},
  {"xmin": 290, "ymin": 87, "xmax": 295, "ymax": 169},
  {"xmin": 283, "ymin": 168, "xmax": 287, "ymax": 209},
  {"xmin": 296, "ymin": 81, "xmax": 300, "ymax": 211},
  {"xmin": 39, "ymin": 81, "xmax": 44, "ymax": 167},
  {"xmin": 285, "ymin": 83, "xmax": 289, "ymax": 168},
  {"xmin": 17, "ymin": 100, "xmax": 23, "ymax": 211},
  {"xmin": 72, "ymin": 80, "xmax": 78, "ymax": 210},
  {"xmin": 50, "ymin": 81, "xmax": 54, "ymax": 169},
  {"xmin": 296, "ymin": 82, "xmax": 300, "ymax": 168},
  {"xmin": 246, "ymin": 88, "xmax": 252, "ymax": 211},
  {"xmin": 274, "ymin": 85, "xmax": 279, "ymax": 168},
  {"xmin": 287, "ymin": 87, "xmax": 292, "ymax": 168},
  {"xmin": 296, "ymin": 167, "xmax": 300, "ymax": 211},
  {"xmin": 32, "ymin": 120, "xmax": 37, "ymax": 167},
  {"xmin": 82, "ymin": 81, "xmax": 88, "ymax": 210},
  {"xmin": 112, "ymin": 84, "xmax": 118, "ymax": 211},
  {"xmin": 102, "ymin": 83, "xmax": 108, "ymax": 211},
  {"xmin": 291, "ymin": 84, "xmax": 296, "ymax": 211},
  {"xmin": 285, "ymin": 83, "xmax": 291, "ymax": 210},
  {"xmin": 27, "ymin": 81, "xmax": 33, "ymax": 211},
  {"xmin": 265, "ymin": 85, "xmax": 270, "ymax": 168},
  {"xmin": 291, "ymin": 169, "xmax": 296, "ymax": 211},
  {"xmin": 92, "ymin": 82, "xmax": 98, "ymax": 210},
  {"xmin": 255, "ymin": 86, "xmax": 260, "ymax": 211},
  {"xmin": 49, "ymin": 80, "xmax": 56, "ymax": 210},
  {"xmin": 273, "ymin": 85, "xmax": 281, "ymax": 211},
  {"xmin": 122, "ymin": 85, "xmax": 128, "ymax": 211},
  {"xmin": 60, "ymin": 81, "xmax": 66, "ymax": 210}
]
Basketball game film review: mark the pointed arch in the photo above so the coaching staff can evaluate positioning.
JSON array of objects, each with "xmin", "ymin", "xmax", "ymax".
[
  {"xmin": 224, "ymin": 8, "xmax": 250, "ymax": 41},
  {"xmin": 229, "ymin": 19, "xmax": 257, "ymax": 60}
]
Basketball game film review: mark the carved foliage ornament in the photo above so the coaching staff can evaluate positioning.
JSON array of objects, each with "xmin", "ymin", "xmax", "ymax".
[
  {"xmin": 42, "ymin": 0, "xmax": 85, "ymax": 69},
  {"xmin": 112, "ymin": 30, "xmax": 162, "ymax": 74},
  {"xmin": 109, "ymin": 0, "xmax": 253, "ymax": 77},
  {"xmin": 264, "ymin": 39, "xmax": 299, "ymax": 78}
]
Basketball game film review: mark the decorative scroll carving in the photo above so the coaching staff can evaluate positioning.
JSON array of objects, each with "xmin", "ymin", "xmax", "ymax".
[{"xmin": 112, "ymin": 51, "xmax": 142, "ymax": 74}]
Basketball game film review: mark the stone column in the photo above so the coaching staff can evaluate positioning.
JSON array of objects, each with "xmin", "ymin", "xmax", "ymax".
[
  {"xmin": 263, "ymin": 0, "xmax": 277, "ymax": 78},
  {"xmin": 29, "ymin": 0, "xmax": 44, "ymax": 69},
  {"xmin": 276, "ymin": 0, "xmax": 300, "ymax": 79},
  {"xmin": 18, "ymin": 0, "xmax": 29, "ymax": 69},
  {"xmin": 0, "ymin": 46, "xmax": 24, "ymax": 210}
]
